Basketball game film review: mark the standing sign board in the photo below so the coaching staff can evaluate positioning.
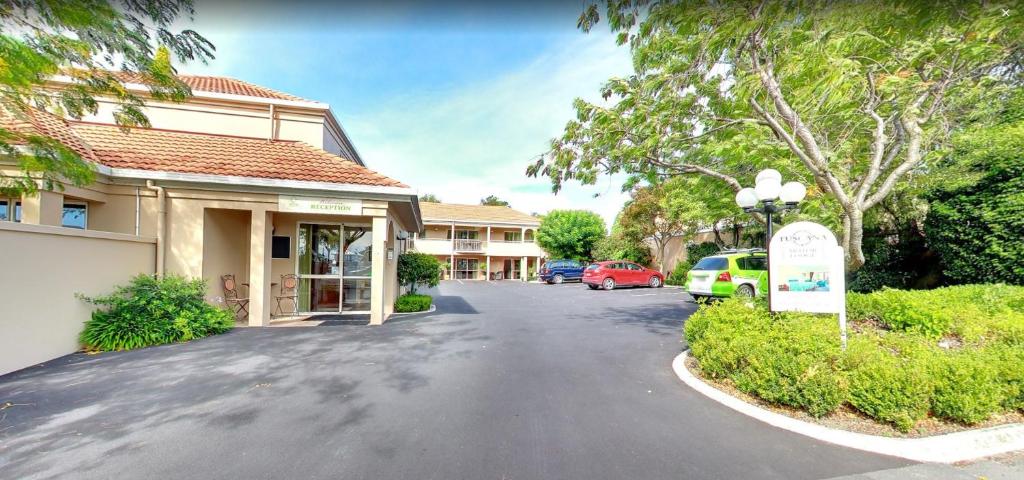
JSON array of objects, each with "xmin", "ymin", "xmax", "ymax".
[{"xmin": 768, "ymin": 221, "xmax": 848, "ymax": 346}]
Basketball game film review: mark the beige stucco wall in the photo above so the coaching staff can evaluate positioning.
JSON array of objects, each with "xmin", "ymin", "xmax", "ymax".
[
  {"xmin": 202, "ymin": 209, "xmax": 251, "ymax": 308},
  {"xmin": 652, "ymin": 230, "xmax": 747, "ymax": 273},
  {"xmin": 5, "ymin": 166, "xmax": 413, "ymax": 329},
  {"xmin": 79, "ymin": 97, "xmax": 348, "ymax": 156},
  {"xmin": 0, "ymin": 223, "xmax": 155, "ymax": 375}
]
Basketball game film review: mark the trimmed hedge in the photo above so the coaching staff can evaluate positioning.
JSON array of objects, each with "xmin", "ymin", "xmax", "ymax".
[
  {"xmin": 395, "ymin": 293, "xmax": 432, "ymax": 313},
  {"xmin": 685, "ymin": 285, "xmax": 1024, "ymax": 432}
]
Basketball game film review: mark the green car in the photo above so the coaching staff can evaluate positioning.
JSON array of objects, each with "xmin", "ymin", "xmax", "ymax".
[{"xmin": 684, "ymin": 249, "xmax": 768, "ymax": 301}]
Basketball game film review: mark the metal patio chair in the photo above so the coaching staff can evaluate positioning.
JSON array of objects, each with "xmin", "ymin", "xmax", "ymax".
[
  {"xmin": 275, "ymin": 274, "xmax": 299, "ymax": 316},
  {"xmin": 221, "ymin": 274, "xmax": 249, "ymax": 319}
]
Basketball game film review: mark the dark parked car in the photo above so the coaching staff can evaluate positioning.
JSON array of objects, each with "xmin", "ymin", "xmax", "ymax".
[
  {"xmin": 582, "ymin": 261, "xmax": 665, "ymax": 290},
  {"xmin": 540, "ymin": 259, "xmax": 585, "ymax": 284}
]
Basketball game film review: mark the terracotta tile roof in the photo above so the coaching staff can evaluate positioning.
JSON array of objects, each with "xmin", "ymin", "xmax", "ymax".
[
  {"xmin": 0, "ymin": 107, "xmax": 96, "ymax": 161},
  {"xmin": 419, "ymin": 202, "xmax": 539, "ymax": 225},
  {"xmin": 106, "ymin": 71, "xmax": 309, "ymax": 102},
  {"xmin": 68, "ymin": 122, "xmax": 406, "ymax": 187}
]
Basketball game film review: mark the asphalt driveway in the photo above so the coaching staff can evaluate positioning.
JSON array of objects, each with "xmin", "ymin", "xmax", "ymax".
[{"xmin": 0, "ymin": 281, "xmax": 909, "ymax": 479}]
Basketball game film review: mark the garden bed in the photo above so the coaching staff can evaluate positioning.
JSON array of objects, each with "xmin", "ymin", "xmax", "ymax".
[
  {"xmin": 684, "ymin": 355, "xmax": 1024, "ymax": 438},
  {"xmin": 684, "ymin": 285, "xmax": 1024, "ymax": 434}
]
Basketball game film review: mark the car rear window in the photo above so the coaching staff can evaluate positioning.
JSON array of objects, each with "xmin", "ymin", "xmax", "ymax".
[
  {"xmin": 586, "ymin": 264, "xmax": 601, "ymax": 270},
  {"xmin": 692, "ymin": 257, "xmax": 728, "ymax": 271}
]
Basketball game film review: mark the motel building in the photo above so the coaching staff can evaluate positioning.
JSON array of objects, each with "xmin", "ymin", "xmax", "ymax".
[
  {"xmin": 0, "ymin": 74, "xmax": 421, "ymax": 375},
  {"xmin": 411, "ymin": 202, "xmax": 546, "ymax": 281}
]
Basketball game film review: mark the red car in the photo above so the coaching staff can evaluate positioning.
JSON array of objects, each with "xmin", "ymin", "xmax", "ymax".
[{"xmin": 582, "ymin": 260, "xmax": 665, "ymax": 290}]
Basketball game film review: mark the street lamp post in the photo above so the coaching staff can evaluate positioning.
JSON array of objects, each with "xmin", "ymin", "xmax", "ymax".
[{"xmin": 734, "ymin": 169, "xmax": 807, "ymax": 310}]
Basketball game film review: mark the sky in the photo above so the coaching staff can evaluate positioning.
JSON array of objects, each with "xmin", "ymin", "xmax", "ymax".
[{"xmin": 180, "ymin": 0, "xmax": 635, "ymax": 228}]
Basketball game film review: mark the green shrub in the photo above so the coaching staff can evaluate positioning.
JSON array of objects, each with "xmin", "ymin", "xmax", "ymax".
[
  {"xmin": 685, "ymin": 298, "xmax": 767, "ymax": 378},
  {"xmin": 925, "ymin": 121, "xmax": 1024, "ymax": 286},
  {"xmin": 395, "ymin": 293, "xmax": 432, "ymax": 313},
  {"xmin": 931, "ymin": 351, "xmax": 1006, "ymax": 424},
  {"xmin": 79, "ymin": 275, "xmax": 233, "ymax": 351},
  {"xmin": 988, "ymin": 345, "xmax": 1024, "ymax": 412},
  {"xmin": 398, "ymin": 253, "xmax": 442, "ymax": 294},
  {"xmin": 846, "ymin": 284, "xmax": 1024, "ymax": 341},
  {"xmin": 844, "ymin": 337, "xmax": 935, "ymax": 432},
  {"xmin": 732, "ymin": 315, "xmax": 846, "ymax": 417},
  {"xmin": 666, "ymin": 261, "xmax": 690, "ymax": 286},
  {"xmin": 686, "ymin": 286, "xmax": 1024, "ymax": 432}
]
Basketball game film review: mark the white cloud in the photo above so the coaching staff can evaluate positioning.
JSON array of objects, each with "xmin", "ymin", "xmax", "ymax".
[{"xmin": 345, "ymin": 33, "xmax": 635, "ymax": 228}]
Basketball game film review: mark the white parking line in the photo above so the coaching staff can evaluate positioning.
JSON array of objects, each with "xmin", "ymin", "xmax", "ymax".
[{"xmin": 632, "ymin": 293, "xmax": 658, "ymax": 297}]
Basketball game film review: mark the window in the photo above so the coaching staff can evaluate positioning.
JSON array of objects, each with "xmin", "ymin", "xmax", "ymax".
[
  {"xmin": 626, "ymin": 263, "xmax": 643, "ymax": 271},
  {"xmin": 504, "ymin": 231, "xmax": 522, "ymax": 242},
  {"xmin": 447, "ymin": 229, "xmax": 479, "ymax": 240},
  {"xmin": 455, "ymin": 258, "xmax": 479, "ymax": 280},
  {"xmin": 14, "ymin": 201, "xmax": 21, "ymax": 222},
  {"xmin": 692, "ymin": 257, "xmax": 728, "ymax": 271},
  {"xmin": 739, "ymin": 256, "xmax": 768, "ymax": 271},
  {"xmin": 0, "ymin": 200, "xmax": 7, "ymax": 221},
  {"xmin": 62, "ymin": 202, "xmax": 87, "ymax": 229}
]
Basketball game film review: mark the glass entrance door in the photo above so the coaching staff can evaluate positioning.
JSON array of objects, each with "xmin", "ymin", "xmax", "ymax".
[{"xmin": 297, "ymin": 223, "xmax": 373, "ymax": 313}]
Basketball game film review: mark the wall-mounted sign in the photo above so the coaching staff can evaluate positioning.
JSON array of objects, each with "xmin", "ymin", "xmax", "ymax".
[
  {"xmin": 278, "ymin": 195, "xmax": 362, "ymax": 215},
  {"xmin": 768, "ymin": 221, "xmax": 846, "ymax": 314}
]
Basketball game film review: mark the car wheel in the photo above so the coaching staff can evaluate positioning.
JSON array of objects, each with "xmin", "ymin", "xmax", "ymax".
[
  {"xmin": 602, "ymin": 278, "xmax": 616, "ymax": 290},
  {"xmin": 554, "ymin": 274, "xmax": 564, "ymax": 284},
  {"xmin": 648, "ymin": 276, "xmax": 662, "ymax": 288},
  {"xmin": 736, "ymin": 284, "xmax": 755, "ymax": 298}
]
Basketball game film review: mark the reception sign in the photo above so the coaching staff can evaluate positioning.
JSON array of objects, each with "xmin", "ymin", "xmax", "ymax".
[
  {"xmin": 768, "ymin": 221, "xmax": 845, "ymax": 314},
  {"xmin": 278, "ymin": 195, "xmax": 362, "ymax": 215}
]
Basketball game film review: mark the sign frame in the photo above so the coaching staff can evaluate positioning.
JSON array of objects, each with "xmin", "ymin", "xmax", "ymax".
[
  {"xmin": 768, "ymin": 221, "xmax": 848, "ymax": 348},
  {"xmin": 278, "ymin": 195, "xmax": 363, "ymax": 215}
]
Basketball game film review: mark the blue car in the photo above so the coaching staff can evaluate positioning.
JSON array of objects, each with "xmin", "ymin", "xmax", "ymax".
[{"xmin": 540, "ymin": 259, "xmax": 585, "ymax": 284}]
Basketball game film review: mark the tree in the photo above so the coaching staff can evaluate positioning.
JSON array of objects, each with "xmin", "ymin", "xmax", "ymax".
[
  {"xmin": 419, "ymin": 193, "xmax": 441, "ymax": 203},
  {"xmin": 536, "ymin": 210, "xmax": 606, "ymax": 261},
  {"xmin": 397, "ymin": 252, "xmax": 442, "ymax": 294},
  {"xmin": 0, "ymin": 0, "xmax": 215, "ymax": 197},
  {"xmin": 480, "ymin": 195, "xmax": 510, "ymax": 207},
  {"xmin": 592, "ymin": 228, "xmax": 654, "ymax": 266},
  {"xmin": 619, "ymin": 179, "xmax": 712, "ymax": 272},
  {"xmin": 528, "ymin": 1, "xmax": 1024, "ymax": 269}
]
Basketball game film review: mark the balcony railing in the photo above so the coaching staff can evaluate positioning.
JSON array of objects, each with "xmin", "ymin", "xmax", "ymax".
[{"xmin": 454, "ymin": 239, "xmax": 484, "ymax": 252}]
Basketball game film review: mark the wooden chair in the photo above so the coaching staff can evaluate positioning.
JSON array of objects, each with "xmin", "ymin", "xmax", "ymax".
[
  {"xmin": 275, "ymin": 274, "xmax": 299, "ymax": 316},
  {"xmin": 221, "ymin": 274, "xmax": 249, "ymax": 319}
]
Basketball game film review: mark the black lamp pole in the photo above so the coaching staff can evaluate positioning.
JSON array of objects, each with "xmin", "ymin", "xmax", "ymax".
[{"xmin": 743, "ymin": 201, "xmax": 797, "ymax": 312}]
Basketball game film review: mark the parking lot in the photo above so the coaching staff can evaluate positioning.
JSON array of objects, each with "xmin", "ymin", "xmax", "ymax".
[{"xmin": 0, "ymin": 281, "xmax": 907, "ymax": 480}]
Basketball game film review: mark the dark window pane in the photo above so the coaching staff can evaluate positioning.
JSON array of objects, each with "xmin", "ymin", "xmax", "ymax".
[
  {"xmin": 746, "ymin": 256, "xmax": 768, "ymax": 271},
  {"xmin": 692, "ymin": 257, "xmax": 728, "ymax": 271},
  {"xmin": 0, "ymin": 200, "xmax": 7, "ymax": 221}
]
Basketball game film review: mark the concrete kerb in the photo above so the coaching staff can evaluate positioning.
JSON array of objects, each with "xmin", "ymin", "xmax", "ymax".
[{"xmin": 672, "ymin": 350, "xmax": 1024, "ymax": 463}]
